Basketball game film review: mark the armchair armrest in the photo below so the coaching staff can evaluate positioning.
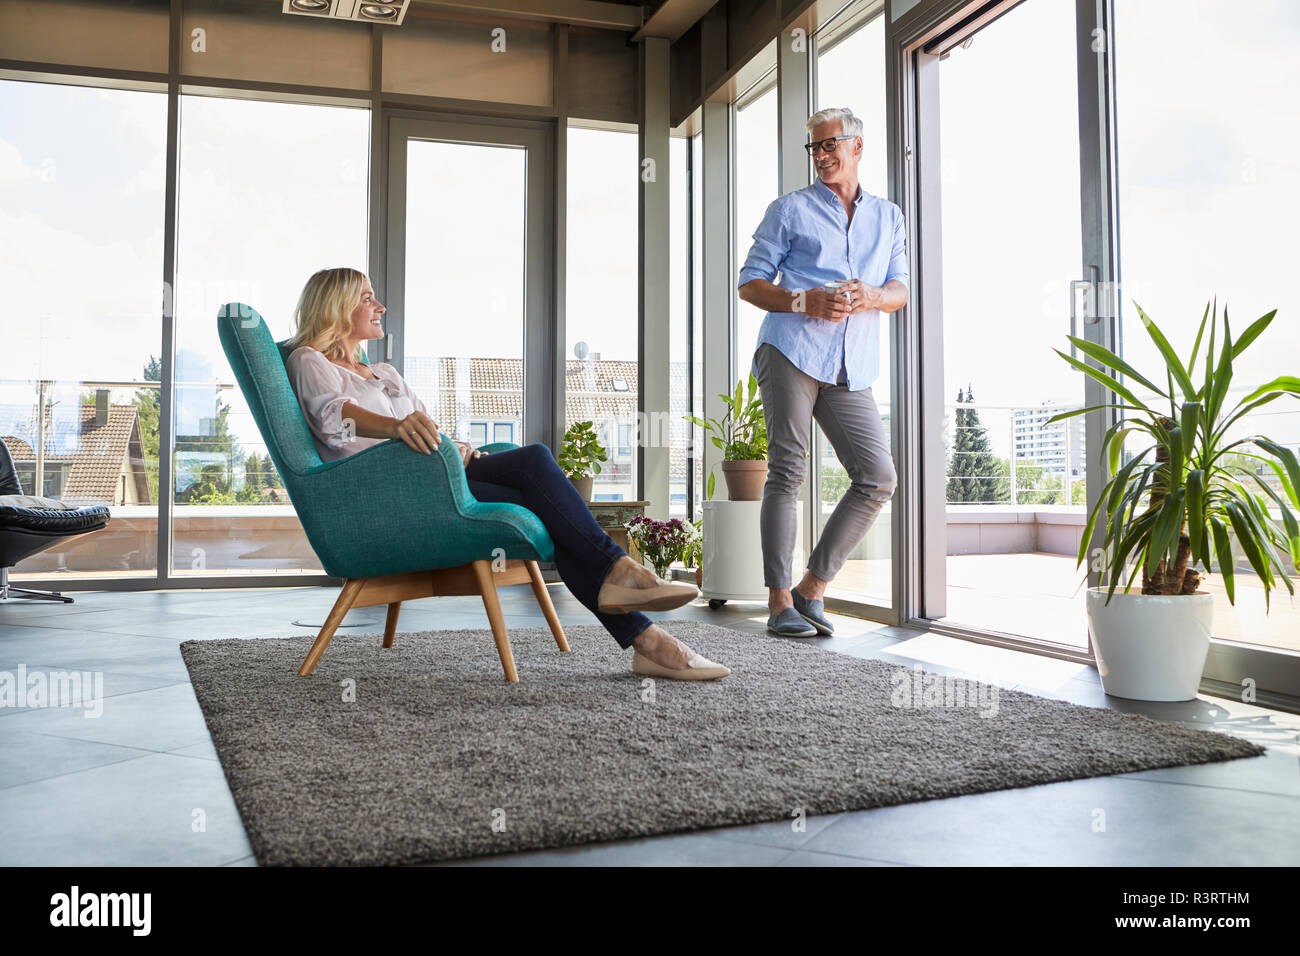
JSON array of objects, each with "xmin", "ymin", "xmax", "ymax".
[
  {"xmin": 478, "ymin": 441, "xmax": 520, "ymax": 455},
  {"xmin": 293, "ymin": 438, "xmax": 553, "ymax": 579}
]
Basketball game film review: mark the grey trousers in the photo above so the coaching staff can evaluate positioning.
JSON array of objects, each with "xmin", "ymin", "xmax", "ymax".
[{"xmin": 753, "ymin": 342, "xmax": 898, "ymax": 589}]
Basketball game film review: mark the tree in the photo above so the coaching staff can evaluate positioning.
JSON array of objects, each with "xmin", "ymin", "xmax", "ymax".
[
  {"xmin": 242, "ymin": 451, "xmax": 284, "ymax": 494},
  {"xmin": 135, "ymin": 355, "xmax": 162, "ymax": 504},
  {"xmin": 947, "ymin": 386, "xmax": 1006, "ymax": 503},
  {"xmin": 125, "ymin": 355, "xmax": 285, "ymax": 505}
]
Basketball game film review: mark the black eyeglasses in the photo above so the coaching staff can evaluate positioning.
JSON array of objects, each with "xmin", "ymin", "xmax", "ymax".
[{"xmin": 804, "ymin": 134, "xmax": 855, "ymax": 155}]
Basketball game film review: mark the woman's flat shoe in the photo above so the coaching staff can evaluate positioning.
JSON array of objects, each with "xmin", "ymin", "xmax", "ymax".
[
  {"xmin": 632, "ymin": 649, "xmax": 730, "ymax": 681},
  {"xmin": 597, "ymin": 580, "xmax": 699, "ymax": 614}
]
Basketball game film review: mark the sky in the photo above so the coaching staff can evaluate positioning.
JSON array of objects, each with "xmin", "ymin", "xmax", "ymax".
[{"xmin": 1, "ymin": 0, "xmax": 1297, "ymax": 474}]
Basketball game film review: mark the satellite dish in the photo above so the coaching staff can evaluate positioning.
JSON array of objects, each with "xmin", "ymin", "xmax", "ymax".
[{"xmin": 574, "ymin": 341, "xmax": 589, "ymax": 360}]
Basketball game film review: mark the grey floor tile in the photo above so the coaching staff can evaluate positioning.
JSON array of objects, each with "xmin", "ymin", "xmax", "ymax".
[
  {"xmin": 803, "ymin": 776, "xmax": 1300, "ymax": 866},
  {"xmin": 711, "ymin": 811, "xmax": 846, "ymax": 851},
  {"xmin": 435, "ymin": 831, "xmax": 792, "ymax": 867},
  {"xmin": 16, "ymin": 607, "xmax": 225, "ymax": 636},
  {"xmin": 851, "ymin": 646, "xmax": 1021, "ymax": 690},
  {"xmin": 1, "ymin": 628, "xmax": 174, "ymax": 660},
  {"xmin": 1020, "ymin": 676, "xmax": 1114, "ymax": 709},
  {"xmin": 0, "ymin": 668, "xmax": 186, "ymax": 718},
  {"xmin": 169, "ymin": 738, "xmax": 221, "ymax": 762},
  {"xmin": 1119, "ymin": 746, "xmax": 1299, "ymax": 798},
  {"xmin": 0, "ymin": 729, "xmax": 148, "ymax": 789},
  {"xmin": 2, "ymin": 682, "xmax": 212, "ymax": 753},
  {"xmin": 777, "ymin": 849, "xmax": 908, "ymax": 866},
  {"xmin": 0, "ymin": 752, "xmax": 252, "ymax": 866},
  {"xmin": 0, "ymin": 604, "xmax": 108, "ymax": 627}
]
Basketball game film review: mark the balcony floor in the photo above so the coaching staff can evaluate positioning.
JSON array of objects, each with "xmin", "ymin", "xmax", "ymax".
[{"xmin": 832, "ymin": 553, "xmax": 1300, "ymax": 653}]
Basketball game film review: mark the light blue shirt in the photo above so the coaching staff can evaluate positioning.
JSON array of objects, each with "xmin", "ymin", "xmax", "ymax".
[{"xmin": 737, "ymin": 178, "xmax": 908, "ymax": 391}]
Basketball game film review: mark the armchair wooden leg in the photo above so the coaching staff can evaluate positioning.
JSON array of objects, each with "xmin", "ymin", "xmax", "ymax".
[
  {"xmin": 383, "ymin": 601, "xmax": 401, "ymax": 648},
  {"xmin": 526, "ymin": 560, "xmax": 569, "ymax": 652},
  {"xmin": 471, "ymin": 559, "xmax": 519, "ymax": 683},
  {"xmin": 299, "ymin": 578, "xmax": 365, "ymax": 676}
]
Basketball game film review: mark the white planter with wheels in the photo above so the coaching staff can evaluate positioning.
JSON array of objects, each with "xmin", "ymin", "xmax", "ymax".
[
  {"xmin": 1085, "ymin": 587, "xmax": 1214, "ymax": 702},
  {"xmin": 700, "ymin": 499, "xmax": 804, "ymax": 605}
]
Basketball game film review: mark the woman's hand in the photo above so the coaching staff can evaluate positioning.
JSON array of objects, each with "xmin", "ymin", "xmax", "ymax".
[
  {"xmin": 389, "ymin": 411, "xmax": 441, "ymax": 455},
  {"xmin": 454, "ymin": 440, "xmax": 483, "ymax": 468}
]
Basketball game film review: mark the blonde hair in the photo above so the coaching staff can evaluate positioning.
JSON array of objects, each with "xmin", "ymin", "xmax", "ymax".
[{"xmin": 285, "ymin": 267, "xmax": 371, "ymax": 363}]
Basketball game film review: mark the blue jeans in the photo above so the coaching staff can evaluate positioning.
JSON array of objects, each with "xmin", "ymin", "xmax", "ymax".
[{"xmin": 463, "ymin": 442, "xmax": 652, "ymax": 649}]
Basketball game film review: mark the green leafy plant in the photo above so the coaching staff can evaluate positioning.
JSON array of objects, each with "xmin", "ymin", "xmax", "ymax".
[
  {"xmin": 682, "ymin": 517, "xmax": 704, "ymax": 568},
  {"xmin": 557, "ymin": 420, "xmax": 608, "ymax": 480},
  {"xmin": 1050, "ymin": 300, "xmax": 1300, "ymax": 606},
  {"xmin": 683, "ymin": 373, "xmax": 768, "ymax": 500}
]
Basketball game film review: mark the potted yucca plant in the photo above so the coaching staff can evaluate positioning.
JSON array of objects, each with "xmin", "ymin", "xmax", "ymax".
[
  {"xmin": 683, "ymin": 373, "xmax": 769, "ymax": 500},
  {"xmin": 1051, "ymin": 300, "xmax": 1299, "ymax": 701}
]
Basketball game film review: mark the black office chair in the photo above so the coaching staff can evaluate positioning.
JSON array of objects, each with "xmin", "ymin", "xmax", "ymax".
[{"xmin": 0, "ymin": 439, "xmax": 111, "ymax": 603}]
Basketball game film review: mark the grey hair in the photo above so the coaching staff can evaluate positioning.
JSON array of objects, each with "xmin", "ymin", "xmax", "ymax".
[{"xmin": 806, "ymin": 107, "xmax": 863, "ymax": 138}]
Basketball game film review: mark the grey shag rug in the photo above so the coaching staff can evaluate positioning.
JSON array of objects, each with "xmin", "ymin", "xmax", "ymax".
[{"xmin": 179, "ymin": 622, "xmax": 1264, "ymax": 866}]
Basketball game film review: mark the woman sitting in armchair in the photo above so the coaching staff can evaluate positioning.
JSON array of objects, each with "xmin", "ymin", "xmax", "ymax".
[{"xmin": 283, "ymin": 267, "xmax": 729, "ymax": 681}]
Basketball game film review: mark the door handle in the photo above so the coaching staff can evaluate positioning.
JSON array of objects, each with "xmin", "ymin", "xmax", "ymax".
[{"xmin": 1068, "ymin": 265, "xmax": 1101, "ymax": 360}]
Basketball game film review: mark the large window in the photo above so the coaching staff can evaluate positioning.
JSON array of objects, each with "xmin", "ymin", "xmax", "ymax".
[
  {"xmin": 174, "ymin": 95, "xmax": 369, "ymax": 575},
  {"xmin": 403, "ymin": 138, "xmax": 526, "ymax": 450},
  {"xmin": 566, "ymin": 125, "xmax": 639, "ymax": 500},
  {"xmin": 815, "ymin": 12, "xmax": 893, "ymax": 607},
  {"xmin": 669, "ymin": 134, "xmax": 691, "ymax": 517},
  {"xmin": 690, "ymin": 131, "xmax": 704, "ymax": 517},
  {"xmin": 734, "ymin": 84, "xmax": 778, "ymax": 386},
  {"xmin": 1, "ymin": 80, "xmax": 166, "ymax": 578},
  {"xmin": 1113, "ymin": 0, "xmax": 1300, "ymax": 653}
]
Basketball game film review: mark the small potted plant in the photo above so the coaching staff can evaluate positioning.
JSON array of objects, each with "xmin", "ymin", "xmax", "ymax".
[
  {"xmin": 558, "ymin": 420, "xmax": 608, "ymax": 501},
  {"xmin": 682, "ymin": 517, "xmax": 704, "ymax": 586},
  {"xmin": 627, "ymin": 515, "xmax": 699, "ymax": 582},
  {"xmin": 1051, "ymin": 299, "xmax": 1299, "ymax": 701},
  {"xmin": 683, "ymin": 373, "xmax": 768, "ymax": 500}
]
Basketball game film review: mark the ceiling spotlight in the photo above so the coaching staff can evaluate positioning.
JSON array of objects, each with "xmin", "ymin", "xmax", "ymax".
[{"xmin": 282, "ymin": 0, "xmax": 409, "ymax": 26}]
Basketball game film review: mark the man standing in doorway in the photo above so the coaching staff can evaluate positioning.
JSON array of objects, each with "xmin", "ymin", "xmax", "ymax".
[{"xmin": 737, "ymin": 106, "xmax": 908, "ymax": 637}]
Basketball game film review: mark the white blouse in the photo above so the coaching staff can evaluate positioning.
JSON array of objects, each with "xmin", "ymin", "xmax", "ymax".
[{"xmin": 285, "ymin": 346, "xmax": 429, "ymax": 463}]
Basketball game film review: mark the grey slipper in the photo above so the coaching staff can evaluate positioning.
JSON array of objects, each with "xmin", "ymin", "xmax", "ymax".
[
  {"xmin": 791, "ymin": 589, "xmax": 834, "ymax": 635},
  {"xmin": 767, "ymin": 606, "xmax": 818, "ymax": 637}
]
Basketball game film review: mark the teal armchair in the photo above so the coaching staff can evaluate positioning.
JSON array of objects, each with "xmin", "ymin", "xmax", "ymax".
[{"xmin": 217, "ymin": 302, "xmax": 569, "ymax": 681}]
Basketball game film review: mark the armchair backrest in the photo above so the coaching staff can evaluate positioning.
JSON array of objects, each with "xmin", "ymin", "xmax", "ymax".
[
  {"xmin": 216, "ymin": 302, "xmax": 329, "ymax": 479},
  {"xmin": 0, "ymin": 438, "xmax": 22, "ymax": 496}
]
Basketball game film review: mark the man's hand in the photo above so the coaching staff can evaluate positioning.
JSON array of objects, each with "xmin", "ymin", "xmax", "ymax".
[
  {"xmin": 797, "ymin": 284, "xmax": 857, "ymax": 322},
  {"xmin": 453, "ymin": 440, "xmax": 483, "ymax": 468},
  {"xmin": 805, "ymin": 279, "xmax": 900, "ymax": 319},
  {"xmin": 847, "ymin": 279, "xmax": 885, "ymax": 311},
  {"xmin": 388, "ymin": 410, "xmax": 441, "ymax": 455}
]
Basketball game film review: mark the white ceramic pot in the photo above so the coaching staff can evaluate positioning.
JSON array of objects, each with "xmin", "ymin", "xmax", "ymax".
[{"xmin": 1085, "ymin": 587, "xmax": 1214, "ymax": 702}]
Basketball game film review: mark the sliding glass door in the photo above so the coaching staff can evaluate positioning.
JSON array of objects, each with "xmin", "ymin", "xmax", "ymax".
[
  {"xmin": 814, "ymin": 9, "xmax": 894, "ymax": 613},
  {"xmin": 929, "ymin": 0, "xmax": 1093, "ymax": 649},
  {"xmin": 900, "ymin": 0, "xmax": 1117, "ymax": 653},
  {"xmin": 902, "ymin": 0, "xmax": 1299, "ymax": 696},
  {"xmin": 384, "ymin": 115, "xmax": 554, "ymax": 451}
]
